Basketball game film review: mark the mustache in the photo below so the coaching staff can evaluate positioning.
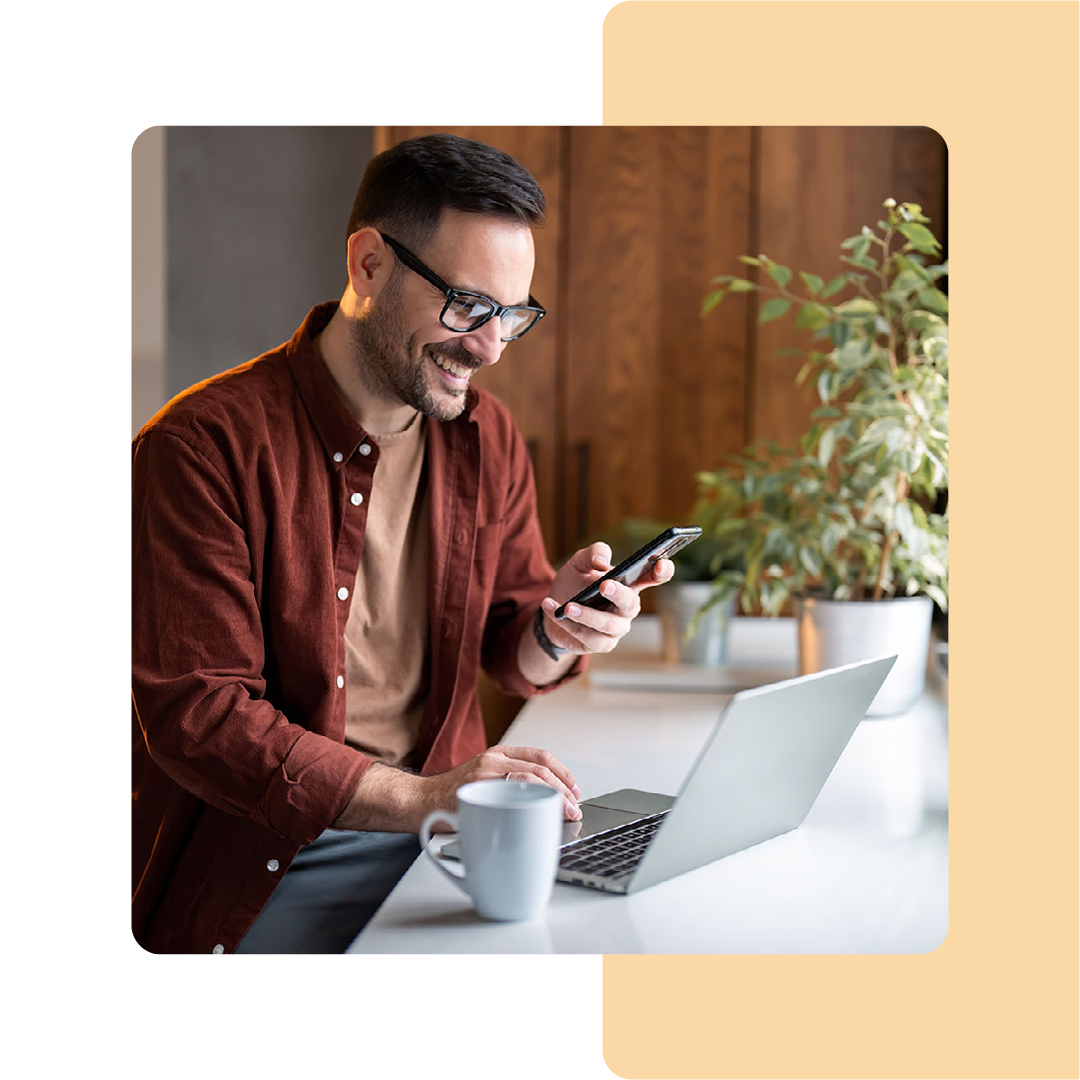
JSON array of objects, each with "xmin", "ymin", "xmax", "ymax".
[{"xmin": 429, "ymin": 343, "xmax": 482, "ymax": 370}]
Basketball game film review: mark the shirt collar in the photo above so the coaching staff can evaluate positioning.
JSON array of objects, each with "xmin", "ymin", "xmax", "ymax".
[{"xmin": 283, "ymin": 302, "xmax": 482, "ymax": 468}]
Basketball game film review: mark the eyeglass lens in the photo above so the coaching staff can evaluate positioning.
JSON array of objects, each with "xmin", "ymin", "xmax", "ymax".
[{"xmin": 442, "ymin": 295, "xmax": 540, "ymax": 340}]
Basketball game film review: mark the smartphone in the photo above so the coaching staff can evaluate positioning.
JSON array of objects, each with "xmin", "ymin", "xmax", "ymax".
[{"xmin": 553, "ymin": 526, "xmax": 702, "ymax": 620}]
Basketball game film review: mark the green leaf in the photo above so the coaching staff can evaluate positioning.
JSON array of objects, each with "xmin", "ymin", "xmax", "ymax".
[
  {"xmin": 889, "ymin": 268, "xmax": 928, "ymax": 295},
  {"xmin": 711, "ymin": 275, "xmax": 735, "ymax": 284},
  {"xmin": 904, "ymin": 310, "xmax": 947, "ymax": 333},
  {"xmin": 799, "ymin": 271, "xmax": 824, "ymax": 295},
  {"xmin": 836, "ymin": 297, "xmax": 879, "ymax": 321},
  {"xmin": 898, "ymin": 222, "xmax": 941, "ymax": 253},
  {"xmin": 817, "ymin": 370, "xmax": 832, "ymax": 404},
  {"xmin": 828, "ymin": 319, "xmax": 851, "ymax": 348},
  {"xmin": 727, "ymin": 279, "xmax": 758, "ymax": 292},
  {"xmin": 821, "ymin": 274, "xmax": 847, "ymax": 298},
  {"xmin": 795, "ymin": 303, "xmax": 831, "ymax": 330},
  {"xmin": 799, "ymin": 547, "xmax": 823, "ymax": 578},
  {"xmin": 812, "ymin": 405, "xmax": 842, "ymax": 419},
  {"xmin": 844, "ymin": 253, "xmax": 878, "ymax": 271},
  {"xmin": 738, "ymin": 255, "xmax": 762, "ymax": 266},
  {"xmin": 894, "ymin": 500, "xmax": 915, "ymax": 542},
  {"xmin": 893, "ymin": 253, "xmax": 935, "ymax": 285},
  {"xmin": 701, "ymin": 290, "xmax": 725, "ymax": 316},
  {"xmin": 839, "ymin": 234, "xmax": 864, "ymax": 250},
  {"xmin": 917, "ymin": 288, "xmax": 949, "ymax": 316},
  {"xmin": 901, "ymin": 203, "xmax": 931, "ymax": 223},
  {"xmin": 758, "ymin": 298, "xmax": 792, "ymax": 324},
  {"xmin": 766, "ymin": 263, "xmax": 792, "ymax": 288},
  {"xmin": 842, "ymin": 436, "xmax": 884, "ymax": 465},
  {"xmin": 818, "ymin": 425, "xmax": 837, "ymax": 468},
  {"xmin": 924, "ymin": 584, "xmax": 948, "ymax": 612}
]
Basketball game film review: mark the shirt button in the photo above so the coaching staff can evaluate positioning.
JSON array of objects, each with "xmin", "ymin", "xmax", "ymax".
[
  {"xmin": 266, "ymin": 859, "xmax": 280, "ymax": 873},
  {"xmin": 212, "ymin": 944, "xmax": 225, "ymax": 954},
  {"xmin": 359, "ymin": 443, "xmax": 372, "ymax": 457},
  {"xmin": 350, "ymin": 493, "xmax": 364, "ymax": 506},
  {"xmin": 337, "ymin": 586, "xmax": 349, "ymax": 601},
  {"xmin": 336, "ymin": 675, "xmax": 345, "ymax": 689},
  {"xmin": 333, "ymin": 452, "xmax": 344, "ymax": 463}
]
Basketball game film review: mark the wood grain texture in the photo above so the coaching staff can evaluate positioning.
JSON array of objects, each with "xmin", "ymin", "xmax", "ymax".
[
  {"xmin": 753, "ymin": 127, "xmax": 947, "ymax": 446},
  {"xmin": 561, "ymin": 126, "xmax": 753, "ymax": 556}
]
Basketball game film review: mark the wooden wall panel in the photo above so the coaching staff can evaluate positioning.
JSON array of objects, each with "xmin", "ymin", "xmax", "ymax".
[
  {"xmin": 753, "ymin": 127, "xmax": 947, "ymax": 447},
  {"xmin": 562, "ymin": 127, "xmax": 663, "ymax": 552},
  {"xmin": 561, "ymin": 126, "xmax": 753, "ymax": 555},
  {"xmin": 658, "ymin": 127, "xmax": 754, "ymax": 513}
]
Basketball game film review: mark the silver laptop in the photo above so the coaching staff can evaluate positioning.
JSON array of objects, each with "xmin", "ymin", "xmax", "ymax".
[{"xmin": 443, "ymin": 655, "xmax": 895, "ymax": 894}]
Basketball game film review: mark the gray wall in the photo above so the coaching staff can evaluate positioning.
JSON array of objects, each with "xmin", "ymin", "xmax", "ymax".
[{"xmin": 166, "ymin": 127, "xmax": 374, "ymax": 400}]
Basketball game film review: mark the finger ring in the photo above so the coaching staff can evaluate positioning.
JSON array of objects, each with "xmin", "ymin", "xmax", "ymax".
[{"xmin": 504, "ymin": 772, "xmax": 512, "ymax": 781}]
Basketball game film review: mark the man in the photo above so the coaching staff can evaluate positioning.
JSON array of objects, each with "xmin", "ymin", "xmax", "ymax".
[{"xmin": 132, "ymin": 134, "xmax": 673, "ymax": 953}]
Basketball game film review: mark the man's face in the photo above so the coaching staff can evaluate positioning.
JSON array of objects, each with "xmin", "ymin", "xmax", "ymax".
[{"xmin": 348, "ymin": 211, "xmax": 536, "ymax": 422}]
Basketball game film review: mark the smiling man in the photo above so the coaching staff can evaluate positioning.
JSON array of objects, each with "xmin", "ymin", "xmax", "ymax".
[{"xmin": 131, "ymin": 134, "xmax": 673, "ymax": 954}]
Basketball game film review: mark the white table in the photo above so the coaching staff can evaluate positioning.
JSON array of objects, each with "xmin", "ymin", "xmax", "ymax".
[{"xmin": 347, "ymin": 617, "xmax": 948, "ymax": 954}]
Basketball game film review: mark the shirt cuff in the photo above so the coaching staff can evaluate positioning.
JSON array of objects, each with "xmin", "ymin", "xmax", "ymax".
[{"xmin": 253, "ymin": 731, "xmax": 371, "ymax": 845}]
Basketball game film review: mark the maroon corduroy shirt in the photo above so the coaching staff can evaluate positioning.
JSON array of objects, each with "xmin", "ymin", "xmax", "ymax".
[{"xmin": 132, "ymin": 302, "xmax": 582, "ymax": 953}]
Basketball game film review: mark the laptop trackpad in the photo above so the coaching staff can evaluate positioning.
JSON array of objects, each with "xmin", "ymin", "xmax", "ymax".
[
  {"xmin": 584, "ymin": 789, "xmax": 674, "ymax": 815},
  {"xmin": 559, "ymin": 789, "xmax": 675, "ymax": 844}
]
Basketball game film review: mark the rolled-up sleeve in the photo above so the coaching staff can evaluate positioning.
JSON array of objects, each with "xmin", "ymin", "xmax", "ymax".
[{"xmin": 132, "ymin": 429, "xmax": 367, "ymax": 846}]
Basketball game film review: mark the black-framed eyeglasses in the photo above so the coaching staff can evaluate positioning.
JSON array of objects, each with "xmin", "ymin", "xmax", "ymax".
[{"xmin": 380, "ymin": 232, "xmax": 546, "ymax": 342}]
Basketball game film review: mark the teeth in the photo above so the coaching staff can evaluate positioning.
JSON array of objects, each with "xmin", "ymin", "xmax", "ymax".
[{"xmin": 432, "ymin": 352, "xmax": 469, "ymax": 379}]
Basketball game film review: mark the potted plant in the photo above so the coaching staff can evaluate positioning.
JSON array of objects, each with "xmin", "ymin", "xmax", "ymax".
[{"xmin": 697, "ymin": 199, "xmax": 948, "ymax": 714}]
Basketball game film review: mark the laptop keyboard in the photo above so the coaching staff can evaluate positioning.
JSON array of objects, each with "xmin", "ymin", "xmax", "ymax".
[{"xmin": 559, "ymin": 811, "xmax": 670, "ymax": 879}]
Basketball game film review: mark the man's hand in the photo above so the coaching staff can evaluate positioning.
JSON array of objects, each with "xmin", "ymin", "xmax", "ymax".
[
  {"xmin": 421, "ymin": 744, "xmax": 583, "ymax": 824},
  {"xmin": 540, "ymin": 541, "xmax": 674, "ymax": 656},
  {"xmin": 334, "ymin": 744, "xmax": 583, "ymax": 832}
]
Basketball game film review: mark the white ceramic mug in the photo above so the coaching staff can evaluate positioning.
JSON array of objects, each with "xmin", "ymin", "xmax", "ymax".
[{"xmin": 419, "ymin": 779, "xmax": 563, "ymax": 921}]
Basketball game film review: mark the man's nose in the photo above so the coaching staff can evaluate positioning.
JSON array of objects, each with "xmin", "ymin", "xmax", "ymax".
[{"xmin": 460, "ymin": 316, "xmax": 507, "ymax": 366}]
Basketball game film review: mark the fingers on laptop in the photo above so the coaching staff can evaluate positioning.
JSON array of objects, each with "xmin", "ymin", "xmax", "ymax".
[{"xmin": 496, "ymin": 745, "xmax": 583, "ymax": 820}]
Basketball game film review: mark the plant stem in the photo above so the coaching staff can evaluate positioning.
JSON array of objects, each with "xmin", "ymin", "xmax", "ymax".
[
  {"xmin": 881, "ymin": 229, "xmax": 900, "ymax": 378},
  {"xmin": 871, "ymin": 473, "xmax": 910, "ymax": 600}
]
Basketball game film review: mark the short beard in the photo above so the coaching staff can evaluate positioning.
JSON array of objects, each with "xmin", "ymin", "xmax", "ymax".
[{"xmin": 347, "ymin": 272, "xmax": 479, "ymax": 422}]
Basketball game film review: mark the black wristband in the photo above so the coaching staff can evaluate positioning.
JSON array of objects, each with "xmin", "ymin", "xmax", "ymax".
[{"xmin": 533, "ymin": 607, "xmax": 570, "ymax": 662}]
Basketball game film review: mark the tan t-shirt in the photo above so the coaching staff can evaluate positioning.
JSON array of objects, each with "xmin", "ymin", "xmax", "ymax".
[{"xmin": 343, "ymin": 414, "xmax": 430, "ymax": 767}]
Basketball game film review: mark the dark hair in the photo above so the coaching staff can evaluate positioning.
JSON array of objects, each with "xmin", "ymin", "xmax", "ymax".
[{"xmin": 346, "ymin": 133, "xmax": 546, "ymax": 253}]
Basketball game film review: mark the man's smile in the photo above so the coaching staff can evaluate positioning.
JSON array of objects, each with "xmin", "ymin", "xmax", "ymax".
[{"xmin": 428, "ymin": 348, "xmax": 477, "ymax": 388}]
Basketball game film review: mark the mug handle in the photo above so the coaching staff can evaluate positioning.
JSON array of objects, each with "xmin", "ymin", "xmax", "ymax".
[{"xmin": 419, "ymin": 810, "xmax": 468, "ymax": 893}]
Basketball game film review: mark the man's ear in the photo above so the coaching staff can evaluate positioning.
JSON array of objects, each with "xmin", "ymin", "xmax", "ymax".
[{"xmin": 346, "ymin": 228, "xmax": 388, "ymax": 300}]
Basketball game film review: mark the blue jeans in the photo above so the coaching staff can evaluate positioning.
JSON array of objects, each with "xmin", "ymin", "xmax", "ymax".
[{"xmin": 235, "ymin": 829, "xmax": 419, "ymax": 954}]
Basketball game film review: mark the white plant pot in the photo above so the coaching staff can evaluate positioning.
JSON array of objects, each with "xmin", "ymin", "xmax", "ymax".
[
  {"xmin": 655, "ymin": 583, "xmax": 735, "ymax": 665},
  {"xmin": 795, "ymin": 595, "xmax": 934, "ymax": 716}
]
